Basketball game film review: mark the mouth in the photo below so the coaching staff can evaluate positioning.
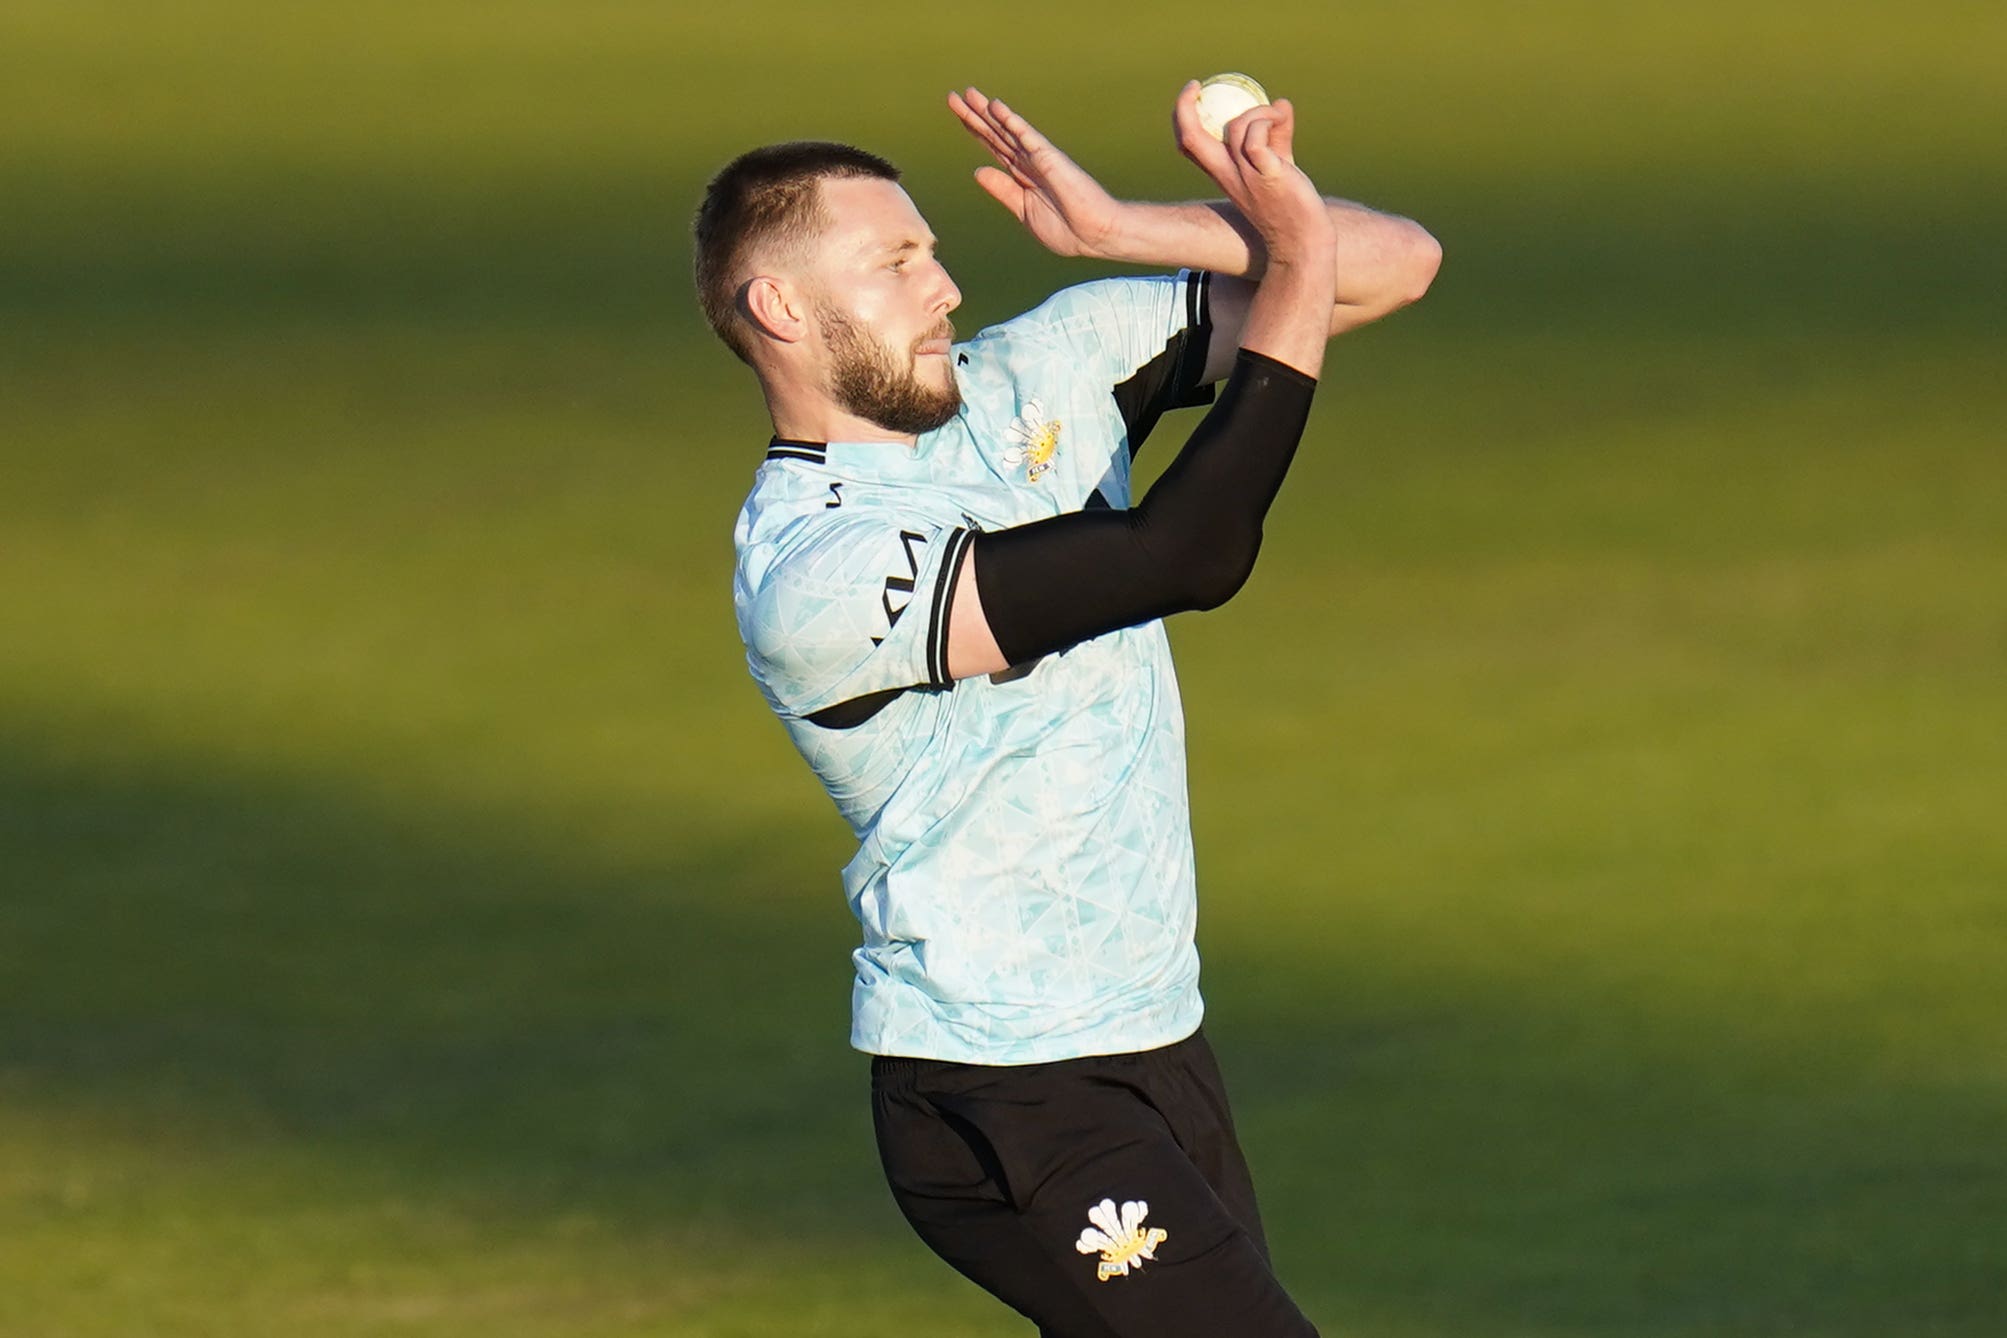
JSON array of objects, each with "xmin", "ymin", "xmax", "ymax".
[{"xmin": 915, "ymin": 319, "xmax": 955, "ymax": 358}]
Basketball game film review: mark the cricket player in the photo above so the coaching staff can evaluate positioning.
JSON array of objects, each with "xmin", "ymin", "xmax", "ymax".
[{"xmin": 697, "ymin": 82, "xmax": 1439, "ymax": 1335}]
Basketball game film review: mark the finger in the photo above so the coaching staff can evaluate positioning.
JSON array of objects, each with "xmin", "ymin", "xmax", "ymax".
[
  {"xmin": 1171, "ymin": 78, "xmax": 1203, "ymax": 151},
  {"xmin": 1173, "ymin": 79, "xmax": 1232, "ymax": 172},
  {"xmin": 962, "ymin": 87, "xmax": 1022, "ymax": 157},
  {"xmin": 973, "ymin": 165, "xmax": 1027, "ymax": 213},
  {"xmin": 1221, "ymin": 104, "xmax": 1256, "ymax": 167},
  {"xmin": 988, "ymin": 97, "xmax": 1054, "ymax": 158},
  {"xmin": 959, "ymin": 98, "xmax": 1044, "ymax": 189},
  {"xmin": 1241, "ymin": 115, "xmax": 1278, "ymax": 176},
  {"xmin": 970, "ymin": 95, "xmax": 1017, "ymax": 153},
  {"xmin": 1267, "ymin": 97, "xmax": 1296, "ymax": 165},
  {"xmin": 956, "ymin": 98, "xmax": 1020, "ymax": 167},
  {"xmin": 1227, "ymin": 107, "xmax": 1287, "ymax": 167},
  {"xmin": 949, "ymin": 91, "xmax": 1005, "ymax": 151},
  {"xmin": 962, "ymin": 86, "xmax": 998, "ymax": 123},
  {"xmin": 948, "ymin": 89, "xmax": 981, "ymax": 129}
]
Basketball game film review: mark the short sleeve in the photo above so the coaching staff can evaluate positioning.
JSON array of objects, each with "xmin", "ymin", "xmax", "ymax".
[
  {"xmin": 1009, "ymin": 270, "xmax": 1216, "ymax": 454},
  {"xmin": 740, "ymin": 515, "xmax": 974, "ymax": 719}
]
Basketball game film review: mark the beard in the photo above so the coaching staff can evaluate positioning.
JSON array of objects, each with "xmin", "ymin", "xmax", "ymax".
[{"xmin": 816, "ymin": 303, "xmax": 961, "ymax": 435}]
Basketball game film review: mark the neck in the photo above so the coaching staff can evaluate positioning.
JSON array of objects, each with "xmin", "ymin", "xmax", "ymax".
[{"xmin": 763, "ymin": 380, "xmax": 916, "ymax": 448}]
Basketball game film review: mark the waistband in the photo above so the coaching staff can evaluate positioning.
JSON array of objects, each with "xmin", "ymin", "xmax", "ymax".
[{"xmin": 869, "ymin": 1025, "xmax": 1206, "ymax": 1090}]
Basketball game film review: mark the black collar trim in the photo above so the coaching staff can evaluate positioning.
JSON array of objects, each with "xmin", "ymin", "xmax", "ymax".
[{"xmin": 766, "ymin": 436, "xmax": 828, "ymax": 463}]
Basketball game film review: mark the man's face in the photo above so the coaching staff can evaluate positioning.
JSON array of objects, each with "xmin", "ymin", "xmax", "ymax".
[{"xmin": 804, "ymin": 177, "xmax": 963, "ymax": 435}]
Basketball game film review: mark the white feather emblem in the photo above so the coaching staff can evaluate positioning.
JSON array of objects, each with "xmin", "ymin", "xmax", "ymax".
[{"xmin": 1074, "ymin": 1198, "xmax": 1170, "ymax": 1281}]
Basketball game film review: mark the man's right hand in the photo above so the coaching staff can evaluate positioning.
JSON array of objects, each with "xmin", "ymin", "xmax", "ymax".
[
  {"xmin": 1173, "ymin": 84, "xmax": 1337, "ymax": 378},
  {"xmin": 1173, "ymin": 83, "xmax": 1335, "ymax": 264}
]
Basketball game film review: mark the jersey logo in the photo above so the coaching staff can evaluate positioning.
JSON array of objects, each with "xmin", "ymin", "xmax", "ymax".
[
  {"xmin": 1003, "ymin": 398, "xmax": 1063, "ymax": 483},
  {"xmin": 870, "ymin": 529, "xmax": 927, "ymax": 646},
  {"xmin": 1075, "ymin": 1198, "xmax": 1169, "ymax": 1282}
]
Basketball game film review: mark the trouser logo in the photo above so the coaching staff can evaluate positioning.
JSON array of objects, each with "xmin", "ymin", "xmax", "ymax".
[{"xmin": 1075, "ymin": 1198, "xmax": 1169, "ymax": 1281}]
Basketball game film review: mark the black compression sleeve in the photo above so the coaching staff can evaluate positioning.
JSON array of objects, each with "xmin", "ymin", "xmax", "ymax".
[{"xmin": 974, "ymin": 348, "xmax": 1317, "ymax": 667}]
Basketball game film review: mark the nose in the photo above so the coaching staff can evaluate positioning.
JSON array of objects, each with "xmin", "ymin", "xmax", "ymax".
[{"xmin": 931, "ymin": 258, "xmax": 961, "ymax": 315}]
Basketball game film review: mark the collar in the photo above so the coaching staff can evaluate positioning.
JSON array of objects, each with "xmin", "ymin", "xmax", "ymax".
[{"xmin": 763, "ymin": 428, "xmax": 961, "ymax": 479}]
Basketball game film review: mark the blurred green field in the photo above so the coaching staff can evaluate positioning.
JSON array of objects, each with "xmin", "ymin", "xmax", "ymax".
[{"xmin": 3, "ymin": 1, "xmax": 2004, "ymax": 1334}]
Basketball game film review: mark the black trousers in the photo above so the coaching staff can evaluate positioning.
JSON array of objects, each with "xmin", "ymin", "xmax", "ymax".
[{"xmin": 871, "ymin": 1028, "xmax": 1318, "ymax": 1337}]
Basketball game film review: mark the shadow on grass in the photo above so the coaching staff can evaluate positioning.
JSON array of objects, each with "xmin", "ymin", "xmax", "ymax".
[
  {"xmin": 0, "ymin": 724, "xmax": 883, "ymax": 1240},
  {"xmin": 3, "ymin": 143, "xmax": 2002, "ymax": 1338},
  {"xmin": 2, "ymin": 719, "xmax": 2002, "ymax": 1336}
]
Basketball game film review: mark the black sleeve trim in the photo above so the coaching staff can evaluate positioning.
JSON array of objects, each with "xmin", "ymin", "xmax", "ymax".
[
  {"xmin": 926, "ymin": 526, "xmax": 973, "ymax": 688},
  {"xmin": 1176, "ymin": 269, "xmax": 1216, "ymax": 402},
  {"xmin": 1186, "ymin": 266, "xmax": 1208, "ymax": 328},
  {"xmin": 975, "ymin": 348, "xmax": 1317, "ymax": 666},
  {"xmin": 804, "ymin": 686, "xmax": 908, "ymax": 730},
  {"xmin": 1109, "ymin": 271, "xmax": 1219, "ymax": 459}
]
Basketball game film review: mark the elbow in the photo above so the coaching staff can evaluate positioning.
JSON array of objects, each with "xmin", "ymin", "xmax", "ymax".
[
  {"xmin": 1340, "ymin": 222, "xmax": 1442, "ymax": 331},
  {"xmin": 1402, "ymin": 225, "xmax": 1443, "ymax": 306},
  {"xmin": 1174, "ymin": 529, "xmax": 1262, "ymax": 612},
  {"xmin": 1385, "ymin": 223, "xmax": 1442, "ymax": 311}
]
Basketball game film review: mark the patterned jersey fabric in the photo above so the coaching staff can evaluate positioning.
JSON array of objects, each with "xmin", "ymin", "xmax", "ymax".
[{"xmin": 733, "ymin": 270, "xmax": 1218, "ymax": 1063}]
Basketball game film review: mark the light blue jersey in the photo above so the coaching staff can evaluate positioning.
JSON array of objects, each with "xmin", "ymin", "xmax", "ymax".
[{"xmin": 733, "ymin": 271, "xmax": 1217, "ymax": 1064}]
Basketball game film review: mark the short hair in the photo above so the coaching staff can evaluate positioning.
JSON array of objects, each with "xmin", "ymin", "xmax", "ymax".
[{"xmin": 692, "ymin": 141, "xmax": 901, "ymax": 364}]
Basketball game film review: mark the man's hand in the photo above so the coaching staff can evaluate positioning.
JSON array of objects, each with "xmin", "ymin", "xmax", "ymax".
[
  {"xmin": 1194, "ymin": 92, "xmax": 1337, "ymax": 379},
  {"xmin": 1170, "ymin": 83, "xmax": 1333, "ymax": 265},
  {"xmin": 948, "ymin": 87, "xmax": 1123, "ymax": 259},
  {"xmin": 951, "ymin": 82, "xmax": 1437, "ymax": 378}
]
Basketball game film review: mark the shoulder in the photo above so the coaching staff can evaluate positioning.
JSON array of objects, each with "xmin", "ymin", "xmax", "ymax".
[
  {"xmin": 735, "ymin": 459, "xmax": 830, "ymax": 580},
  {"xmin": 955, "ymin": 272, "xmax": 1205, "ymax": 394},
  {"xmin": 968, "ymin": 273, "xmax": 1191, "ymax": 346},
  {"xmin": 735, "ymin": 503, "xmax": 974, "ymax": 715},
  {"xmin": 738, "ymin": 495, "xmax": 966, "ymax": 631}
]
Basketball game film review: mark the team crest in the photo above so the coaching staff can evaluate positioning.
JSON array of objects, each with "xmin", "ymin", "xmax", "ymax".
[
  {"xmin": 1075, "ymin": 1198, "xmax": 1169, "ymax": 1281},
  {"xmin": 1003, "ymin": 399, "xmax": 1063, "ymax": 482}
]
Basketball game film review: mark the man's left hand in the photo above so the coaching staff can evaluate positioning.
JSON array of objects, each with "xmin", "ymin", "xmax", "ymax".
[{"xmin": 949, "ymin": 88, "xmax": 1122, "ymax": 259}]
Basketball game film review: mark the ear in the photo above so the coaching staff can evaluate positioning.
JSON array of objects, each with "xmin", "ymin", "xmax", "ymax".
[{"xmin": 738, "ymin": 275, "xmax": 809, "ymax": 346}]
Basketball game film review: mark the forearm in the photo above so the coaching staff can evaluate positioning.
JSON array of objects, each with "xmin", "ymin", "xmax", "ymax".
[
  {"xmin": 1239, "ymin": 254, "xmax": 1337, "ymax": 380},
  {"xmin": 947, "ymin": 90, "xmax": 1345, "ymax": 677},
  {"xmin": 1097, "ymin": 196, "xmax": 1439, "ymax": 313},
  {"xmin": 973, "ymin": 350, "xmax": 1317, "ymax": 666}
]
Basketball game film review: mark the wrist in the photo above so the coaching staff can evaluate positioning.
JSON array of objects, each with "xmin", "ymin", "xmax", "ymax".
[
  {"xmin": 1258, "ymin": 246, "xmax": 1337, "ymax": 284},
  {"xmin": 1085, "ymin": 201, "xmax": 1149, "ymax": 263},
  {"xmin": 1089, "ymin": 200, "xmax": 1242, "ymax": 269}
]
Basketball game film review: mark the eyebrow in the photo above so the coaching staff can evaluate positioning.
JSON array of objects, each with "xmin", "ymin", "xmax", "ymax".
[{"xmin": 865, "ymin": 237, "xmax": 935, "ymax": 257}]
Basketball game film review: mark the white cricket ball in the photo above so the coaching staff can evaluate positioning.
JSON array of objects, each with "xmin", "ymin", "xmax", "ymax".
[{"xmin": 1194, "ymin": 72, "xmax": 1271, "ymax": 141}]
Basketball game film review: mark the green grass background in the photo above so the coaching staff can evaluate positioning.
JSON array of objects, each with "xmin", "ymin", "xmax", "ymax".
[{"xmin": 3, "ymin": 1, "xmax": 2004, "ymax": 1333}]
